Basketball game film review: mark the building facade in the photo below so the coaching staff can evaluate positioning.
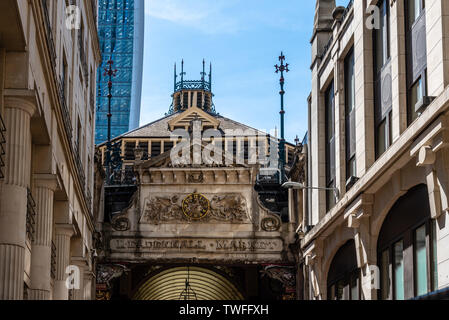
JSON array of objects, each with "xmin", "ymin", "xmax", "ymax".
[
  {"xmin": 300, "ymin": 0, "xmax": 449, "ymax": 300},
  {"xmin": 0, "ymin": 0, "xmax": 101, "ymax": 300},
  {"xmin": 93, "ymin": 65, "xmax": 301, "ymax": 300},
  {"xmin": 95, "ymin": 0, "xmax": 144, "ymax": 145}
]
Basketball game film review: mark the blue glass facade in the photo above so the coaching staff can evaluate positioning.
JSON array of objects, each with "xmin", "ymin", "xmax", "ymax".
[{"xmin": 96, "ymin": 0, "xmax": 144, "ymax": 145}]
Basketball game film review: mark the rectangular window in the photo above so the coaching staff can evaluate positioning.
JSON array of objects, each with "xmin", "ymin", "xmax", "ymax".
[
  {"xmin": 394, "ymin": 241, "xmax": 405, "ymax": 300},
  {"xmin": 406, "ymin": 0, "xmax": 427, "ymax": 125},
  {"xmin": 414, "ymin": 224, "xmax": 428, "ymax": 296},
  {"xmin": 408, "ymin": 0, "xmax": 424, "ymax": 27},
  {"xmin": 409, "ymin": 77, "xmax": 423, "ymax": 122},
  {"xmin": 381, "ymin": 249, "xmax": 392, "ymax": 300},
  {"xmin": 164, "ymin": 141, "xmax": 174, "ymax": 153},
  {"xmin": 374, "ymin": 0, "xmax": 390, "ymax": 74},
  {"xmin": 345, "ymin": 48, "xmax": 356, "ymax": 182},
  {"xmin": 151, "ymin": 141, "xmax": 161, "ymax": 157},
  {"xmin": 374, "ymin": 0, "xmax": 392, "ymax": 159},
  {"xmin": 350, "ymin": 272, "xmax": 359, "ymax": 300},
  {"xmin": 325, "ymin": 82, "xmax": 336, "ymax": 211},
  {"xmin": 431, "ymin": 220, "xmax": 438, "ymax": 291}
]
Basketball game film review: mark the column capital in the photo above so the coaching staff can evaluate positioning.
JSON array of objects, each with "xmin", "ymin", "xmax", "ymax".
[
  {"xmin": 55, "ymin": 223, "xmax": 76, "ymax": 237},
  {"xmin": 33, "ymin": 174, "xmax": 59, "ymax": 191},
  {"xmin": 4, "ymin": 89, "xmax": 38, "ymax": 117}
]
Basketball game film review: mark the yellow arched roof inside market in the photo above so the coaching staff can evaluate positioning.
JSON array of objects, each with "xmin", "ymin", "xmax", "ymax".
[{"xmin": 133, "ymin": 266, "xmax": 244, "ymax": 300}]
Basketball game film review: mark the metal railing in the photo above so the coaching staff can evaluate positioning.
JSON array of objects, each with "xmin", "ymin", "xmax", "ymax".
[
  {"xmin": 0, "ymin": 114, "xmax": 6, "ymax": 179},
  {"xmin": 341, "ymin": 0, "xmax": 354, "ymax": 23},
  {"xmin": 51, "ymin": 241, "xmax": 57, "ymax": 279},
  {"xmin": 41, "ymin": 0, "xmax": 56, "ymax": 67},
  {"xmin": 78, "ymin": 31, "xmax": 88, "ymax": 79},
  {"xmin": 26, "ymin": 188, "xmax": 37, "ymax": 242},
  {"xmin": 58, "ymin": 77, "xmax": 74, "ymax": 144},
  {"xmin": 74, "ymin": 143, "xmax": 86, "ymax": 192}
]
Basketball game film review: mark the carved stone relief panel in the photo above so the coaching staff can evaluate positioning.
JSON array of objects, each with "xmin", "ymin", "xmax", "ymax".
[{"xmin": 140, "ymin": 193, "xmax": 249, "ymax": 224}]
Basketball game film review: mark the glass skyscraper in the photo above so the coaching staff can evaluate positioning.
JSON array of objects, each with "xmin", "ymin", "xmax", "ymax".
[{"xmin": 96, "ymin": 0, "xmax": 144, "ymax": 145}]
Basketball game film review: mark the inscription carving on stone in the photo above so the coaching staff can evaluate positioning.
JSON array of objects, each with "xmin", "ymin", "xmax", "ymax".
[
  {"xmin": 141, "ymin": 193, "xmax": 248, "ymax": 224},
  {"xmin": 110, "ymin": 238, "xmax": 283, "ymax": 253}
]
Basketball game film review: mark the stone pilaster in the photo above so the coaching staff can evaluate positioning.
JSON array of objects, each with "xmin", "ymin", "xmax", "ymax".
[
  {"xmin": 344, "ymin": 193, "xmax": 376, "ymax": 300},
  {"xmin": 29, "ymin": 175, "xmax": 58, "ymax": 300},
  {"xmin": 303, "ymin": 238, "xmax": 324, "ymax": 300},
  {"xmin": 70, "ymin": 259, "xmax": 86, "ymax": 300},
  {"xmin": 0, "ymin": 97, "xmax": 35, "ymax": 300},
  {"xmin": 53, "ymin": 225, "xmax": 74, "ymax": 300}
]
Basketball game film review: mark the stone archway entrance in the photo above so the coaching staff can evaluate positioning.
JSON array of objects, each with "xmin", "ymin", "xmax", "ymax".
[{"xmin": 133, "ymin": 266, "xmax": 244, "ymax": 300}]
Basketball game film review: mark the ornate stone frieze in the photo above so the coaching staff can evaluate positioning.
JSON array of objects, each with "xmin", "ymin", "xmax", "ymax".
[{"xmin": 141, "ymin": 193, "xmax": 249, "ymax": 224}]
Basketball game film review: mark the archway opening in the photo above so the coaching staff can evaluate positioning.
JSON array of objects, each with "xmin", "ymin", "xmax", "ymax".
[
  {"xmin": 133, "ymin": 266, "xmax": 244, "ymax": 300},
  {"xmin": 327, "ymin": 240, "xmax": 359, "ymax": 300},
  {"xmin": 377, "ymin": 184, "xmax": 437, "ymax": 300}
]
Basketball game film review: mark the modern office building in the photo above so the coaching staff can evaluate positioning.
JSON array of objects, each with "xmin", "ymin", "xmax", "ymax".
[{"xmin": 95, "ymin": 0, "xmax": 144, "ymax": 145}]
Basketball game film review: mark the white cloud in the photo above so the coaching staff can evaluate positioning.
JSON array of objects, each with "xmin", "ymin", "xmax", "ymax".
[{"xmin": 145, "ymin": 0, "xmax": 241, "ymax": 34}]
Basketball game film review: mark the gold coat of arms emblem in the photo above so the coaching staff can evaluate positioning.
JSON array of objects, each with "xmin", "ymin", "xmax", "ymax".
[{"xmin": 182, "ymin": 193, "xmax": 210, "ymax": 220}]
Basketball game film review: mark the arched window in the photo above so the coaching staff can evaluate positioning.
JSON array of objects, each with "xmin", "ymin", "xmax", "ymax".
[
  {"xmin": 327, "ymin": 240, "xmax": 360, "ymax": 300},
  {"xmin": 377, "ymin": 184, "xmax": 437, "ymax": 300}
]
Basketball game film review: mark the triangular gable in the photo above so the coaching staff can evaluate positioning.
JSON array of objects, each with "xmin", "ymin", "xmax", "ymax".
[{"xmin": 168, "ymin": 106, "xmax": 220, "ymax": 131}]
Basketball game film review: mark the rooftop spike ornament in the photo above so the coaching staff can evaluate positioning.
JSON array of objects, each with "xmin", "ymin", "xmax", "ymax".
[{"xmin": 274, "ymin": 52, "xmax": 289, "ymax": 183}]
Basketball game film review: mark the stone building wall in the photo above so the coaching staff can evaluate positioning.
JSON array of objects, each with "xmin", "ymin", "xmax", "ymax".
[
  {"xmin": 0, "ymin": 0, "xmax": 101, "ymax": 300},
  {"xmin": 304, "ymin": 0, "xmax": 449, "ymax": 300}
]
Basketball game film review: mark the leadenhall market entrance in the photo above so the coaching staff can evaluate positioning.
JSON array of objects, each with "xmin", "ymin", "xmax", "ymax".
[{"xmin": 93, "ymin": 66, "xmax": 301, "ymax": 300}]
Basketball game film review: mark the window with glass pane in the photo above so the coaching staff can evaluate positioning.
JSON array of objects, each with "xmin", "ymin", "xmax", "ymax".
[
  {"xmin": 408, "ymin": 0, "xmax": 424, "ymax": 27},
  {"xmin": 325, "ymin": 82, "xmax": 336, "ymax": 211},
  {"xmin": 345, "ymin": 48, "xmax": 356, "ymax": 180},
  {"xmin": 381, "ymin": 249, "xmax": 391, "ymax": 300},
  {"xmin": 350, "ymin": 272, "xmax": 359, "ymax": 300},
  {"xmin": 431, "ymin": 221, "xmax": 438, "ymax": 291},
  {"xmin": 415, "ymin": 225, "xmax": 428, "ymax": 296},
  {"xmin": 409, "ymin": 77, "xmax": 422, "ymax": 122},
  {"xmin": 374, "ymin": 0, "xmax": 390, "ymax": 74},
  {"xmin": 394, "ymin": 241, "xmax": 405, "ymax": 300}
]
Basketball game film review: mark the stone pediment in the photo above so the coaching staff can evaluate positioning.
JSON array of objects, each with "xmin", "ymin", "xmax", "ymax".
[{"xmin": 168, "ymin": 106, "xmax": 220, "ymax": 131}]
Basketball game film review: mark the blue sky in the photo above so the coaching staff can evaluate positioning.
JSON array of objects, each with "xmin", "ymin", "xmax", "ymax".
[{"xmin": 140, "ymin": 0, "xmax": 348, "ymax": 143}]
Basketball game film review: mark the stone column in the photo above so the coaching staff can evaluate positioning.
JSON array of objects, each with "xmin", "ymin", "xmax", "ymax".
[
  {"xmin": 0, "ymin": 97, "xmax": 35, "ymax": 300},
  {"xmin": 53, "ymin": 225, "xmax": 74, "ymax": 300},
  {"xmin": 29, "ymin": 175, "xmax": 58, "ymax": 300}
]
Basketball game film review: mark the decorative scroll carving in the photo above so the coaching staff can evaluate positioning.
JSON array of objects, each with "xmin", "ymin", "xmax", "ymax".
[
  {"xmin": 111, "ymin": 216, "xmax": 130, "ymax": 231},
  {"xmin": 96, "ymin": 264, "xmax": 130, "ymax": 285},
  {"xmin": 260, "ymin": 265, "xmax": 296, "ymax": 300},
  {"xmin": 141, "ymin": 193, "xmax": 248, "ymax": 224},
  {"xmin": 261, "ymin": 215, "xmax": 281, "ymax": 232}
]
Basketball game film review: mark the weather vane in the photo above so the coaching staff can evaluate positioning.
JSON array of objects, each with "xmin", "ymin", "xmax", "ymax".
[{"xmin": 274, "ymin": 52, "xmax": 290, "ymax": 183}]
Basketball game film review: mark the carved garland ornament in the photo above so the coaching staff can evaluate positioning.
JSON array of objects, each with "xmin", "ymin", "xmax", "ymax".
[{"xmin": 141, "ymin": 193, "xmax": 248, "ymax": 224}]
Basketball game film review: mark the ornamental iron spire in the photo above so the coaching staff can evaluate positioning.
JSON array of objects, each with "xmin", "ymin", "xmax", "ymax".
[
  {"xmin": 275, "ymin": 52, "xmax": 289, "ymax": 183},
  {"xmin": 201, "ymin": 59, "xmax": 206, "ymax": 89},
  {"xmin": 103, "ymin": 58, "xmax": 118, "ymax": 184}
]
